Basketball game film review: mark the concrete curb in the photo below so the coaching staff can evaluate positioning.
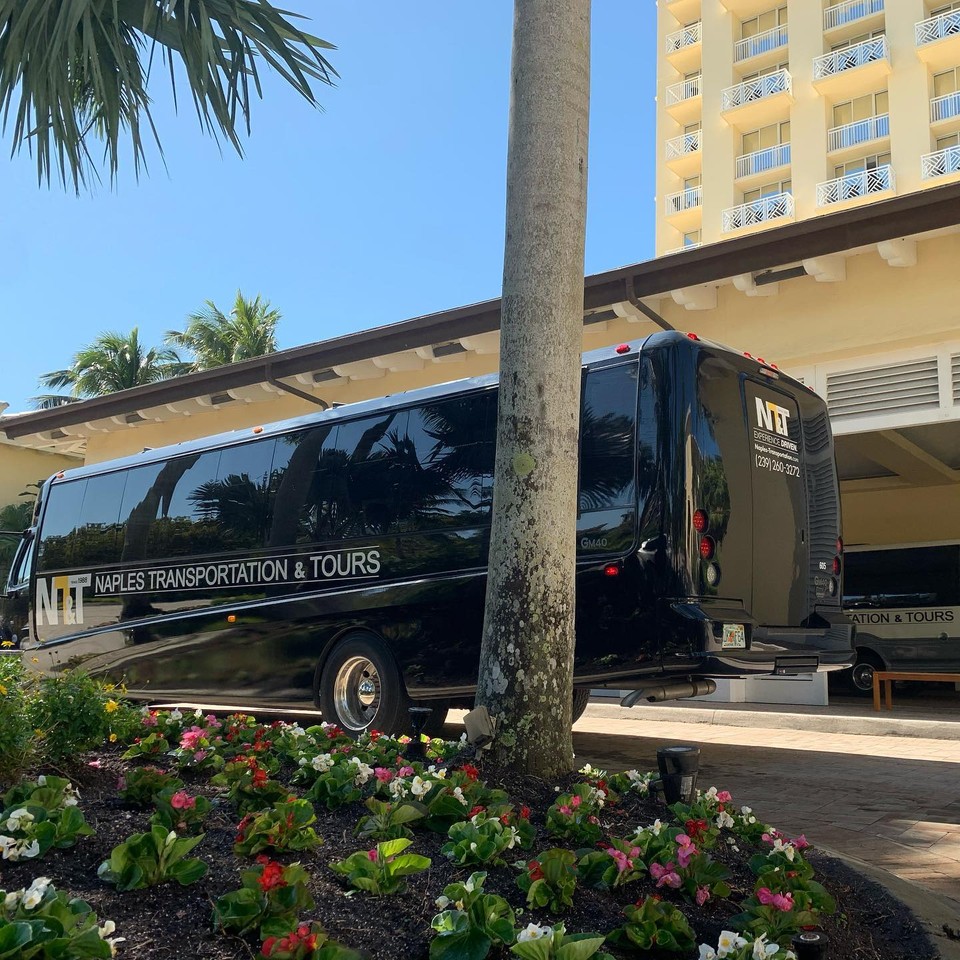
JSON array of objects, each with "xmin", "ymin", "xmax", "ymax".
[
  {"xmin": 582, "ymin": 702, "xmax": 960, "ymax": 741},
  {"xmin": 817, "ymin": 845, "xmax": 960, "ymax": 960}
]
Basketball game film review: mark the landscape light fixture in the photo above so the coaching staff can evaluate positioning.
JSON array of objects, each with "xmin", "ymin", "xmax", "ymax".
[
  {"xmin": 406, "ymin": 706, "xmax": 433, "ymax": 760},
  {"xmin": 462, "ymin": 705, "xmax": 496, "ymax": 748},
  {"xmin": 791, "ymin": 931, "xmax": 829, "ymax": 959},
  {"xmin": 654, "ymin": 744, "xmax": 701, "ymax": 804}
]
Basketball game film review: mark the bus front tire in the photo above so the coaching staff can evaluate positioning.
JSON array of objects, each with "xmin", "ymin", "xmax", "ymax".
[
  {"xmin": 849, "ymin": 652, "xmax": 883, "ymax": 695},
  {"xmin": 318, "ymin": 633, "xmax": 409, "ymax": 736}
]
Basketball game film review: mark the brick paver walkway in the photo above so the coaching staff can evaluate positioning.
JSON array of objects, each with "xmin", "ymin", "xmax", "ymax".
[{"xmin": 573, "ymin": 712, "xmax": 960, "ymax": 908}]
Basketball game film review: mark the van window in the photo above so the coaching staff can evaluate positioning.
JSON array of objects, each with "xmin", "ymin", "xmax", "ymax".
[
  {"xmin": 844, "ymin": 545, "xmax": 960, "ymax": 608},
  {"xmin": 73, "ymin": 471, "xmax": 126, "ymax": 567},
  {"xmin": 36, "ymin": 480, "xmax": 87, "ymax": 571}
]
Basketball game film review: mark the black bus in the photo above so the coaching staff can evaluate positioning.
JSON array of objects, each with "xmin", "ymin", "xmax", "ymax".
[{"xmin": 0, "ymin": 332, "xmax": 853, "ymax": 731}]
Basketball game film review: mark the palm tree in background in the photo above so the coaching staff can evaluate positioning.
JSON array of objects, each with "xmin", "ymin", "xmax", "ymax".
[
  {"xmin": 165, "ymin": 292, "xmax": 281, "ymax": 370},
  {"xmin": 0, "ymin": 1, "xmax": 337, "ymax": 191},
  {"xmin": 33, "ymin": 328, "xmax": 183, "ymax": 408}
]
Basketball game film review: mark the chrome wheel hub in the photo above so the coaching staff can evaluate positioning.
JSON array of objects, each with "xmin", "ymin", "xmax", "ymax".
[{"xmin": 333, "ymin": 655, "xmax": 381, "ymax": 730}]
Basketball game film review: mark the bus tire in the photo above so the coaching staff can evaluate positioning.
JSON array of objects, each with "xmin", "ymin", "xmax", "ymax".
[
  {"xmin": 572, "ymin": 687, "xmax": 591, "ymax": 723},
  {"xmin": 849, "ymin": 651, "xmax": 884, "ymax": 696},
  {"xmin": 318, "ymin": 633, "xmax": 409, "ymax": 736}
]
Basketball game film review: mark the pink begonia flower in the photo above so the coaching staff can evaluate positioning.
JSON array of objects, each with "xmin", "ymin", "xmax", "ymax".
[
  {"xmin": 558, "ymin": 805, "xmax": 572, "ymax": 816},
  {"xmin": 367, "ymin": 849, "xmax": 378, "ymax": 862},
  {"xmin": 180, "ymin": 727, "xmax": 206, "ymax": 750},
  {"xmin": 397, "ymin": 766, "xmax": 414, "ymax": 778},
  {"xmin": 757, "ymin": 887, "xmax": 794, "ymax": 912},
  {"xmin": 193, "ymin": 750, "xmax": 208, "ymax": 763},
  {"xmin": 571, "ymin": 795, "xmax": 582, "ymax": 809},
  {"xmin": 170, "ymin": 791, "xmax": 196, "ymax": 810},
  {"xmin": 696, "ymin": 886, "xmax": 711, "ymax": 906},
  {"xmin": 142, "ymin": 712, "xmax": 158, "ymax": 727},
  {"xmin": 676, "ymin": 833, "xmax": 697, "ymax": 868},
  {"xmin": 716, "ymin": 790, "xmax": 733, "ymax": 803},
  {"xmin": 205, "ymin": 715, "xmax": 221, "ymax": 729},
  {"xmin": 650, "ymin": 862, "xmax": 682, "ymax": 889},
  {"xmin": 605, "ymin": 848, "xmax": 632, "ymax": 873},
  {"xmin": 374, "ymin": 768, "xmax": 393, "ymax": 783},
  {"xmin": 792, "ymin": 834, "xmax": 810, "ymax": 850},
  {"xmin": 588, "ymin": 815, "xmax": 600, "ymax": 824},
  {"xmin": 761, "ymin": 830, "xmax": 781, "ymax": 844}
]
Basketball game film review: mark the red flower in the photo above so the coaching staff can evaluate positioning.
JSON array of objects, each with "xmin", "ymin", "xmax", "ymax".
[
  {"xmin": 370, "ymin": 729, "xmax": 382, "ymax": 741},
  {"xmin": 520, "ymin": 805, "xmax": 531, "ymax": 820},
  {"xmin": 261, "ymin": 936, "xmax": 277, "ymax": 957},
  {"xmin": 469, "ymin": 805, "xmax": 486, "ymax": 818},
  {"xmin": 462, "ymin": 764, "xmax": 479, "ymax": 781},
  {"xmin": 257, "ymin": 860, "xmax": 287, "ymax": 892},
  {"xmin": 251, "ymin": 768, "xmax": 268, "ymax": 788},
  {"xmin": 685, "ymin": 818, "xmax": 709, "ymax": 841},
  {"xmin": 527, "ymin": 860, "xmax": 544, "ymax": 881}
]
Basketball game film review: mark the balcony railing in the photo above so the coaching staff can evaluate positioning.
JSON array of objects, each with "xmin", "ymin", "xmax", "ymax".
[
  {"xmin": 665, "ymin": 130, "xmax": 702, "ymax": 160},
  {"xmin": 816, "ymin": 164, "xmax": 894, "ymax": 205},
  {"xmin": 721, "ymin": 69, "xmax": 791, "ymax": 111},
  {"xmin": 823, "ymin": 0, "xmax": 884, "ymax": 32},
  {"xmin": 734, "ymin": 24, "xmax": 788, "ymax": 62},
  {"xmin": 827, "ymin": 113, "xmax": 889, "ymax": 152},
  {"xmin": 735, "ymin": 143, "xmax": 791, "ymax": 179},
  {"xmin": 931, "ymin": 90, "xmax": 960, "ymax": 123},
  {"xmin": 666, "ymin": 21, "xmax": 702, "ymax": 55},
  {"xmin": 664, "ymin": 186, "xmax": 703, "ymax": 217},
  {"xmin": 921, "ymin": 144, "xmax": 960, "ymax": 179},
  {"xmin": 916, "ymin": 9, "xmax": 960, "ymax": 47},
  {"xmin": 813, "ymin": 35, "xmax": 888, "ymax": 80},
  {"xmin": 722, "ymin": 192, "xmax": 794, "ymax": 231},
  {"xmin": 666, "ymin": 75, "xmax": 702, "ymax": 107}
]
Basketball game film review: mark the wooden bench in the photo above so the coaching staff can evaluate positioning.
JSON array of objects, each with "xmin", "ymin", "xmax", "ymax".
[{"xmin": 872, "ymin": 670, "xmax": 960, "ymax": 711}]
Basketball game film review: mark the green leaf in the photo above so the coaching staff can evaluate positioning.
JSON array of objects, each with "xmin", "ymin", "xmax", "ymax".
[
  {"xmin": 555, "ymin": 935, "xmax": 607, "ymax": 960},
  {"xmin": 388, "ymin": 854, "xmax": 432, "ymax": 876},
  {"xmin": 169, "ymin": 857, "xmax": 208, "ymax": 886},
  {"xmin": 0, "ymin": 922, "xmax": 34, "ymax": 960},
  {"xmin": 378, "ymin": 838, "xmax": 413, "ymax": 859},
  {"xmin": 430, "ymin": 929, "xmax": 494, "ymax": 960},
  {"xmin": 510, "ymin": 939, "xmax": 552, "ymax": 960}
]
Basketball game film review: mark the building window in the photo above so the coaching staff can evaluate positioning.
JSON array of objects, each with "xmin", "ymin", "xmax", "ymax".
[
  {"xmin": 833, "ymin": 92, "xmax": 888, "ymax": 127},
  {"xmin": 931, "ymin": 2, "xmax": 960, "ymax": 16},
  {"xmin": 741, "ymin": 6, "xmax": 787, "ymax": 39},
  {"xmin": 684, "ymin": 121, "xmax": 702, "ymax": 136},
  {"xmin": 742, "ymin": 121, "xmax": 790, "ymax": 155},
  {"xmin": 934, "ymin": 66, "xmax": 960, "ymax": 97},
  {"xmin": 834, "ymin": 153, "xmax": 890, "ymax": 177},
  {"xmin": 742, "ymin": 61, "xmax": 789, "ymax": 81},
  {"xmin": 830, "ymin": 29, "xmax": 885, "ymax": 53},
  {"xmin": 743, "ymin": 179, "xmax": 791, "ymax": 203},
  {"xmin": 936, "ymin": 132, "xmax": 960, "ymax": 149},
  {"xmin": 682, "ymin": 230, "xmax": 701, "ymax": 247}
]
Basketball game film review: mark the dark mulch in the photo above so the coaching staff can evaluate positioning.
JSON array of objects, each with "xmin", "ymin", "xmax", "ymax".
[{"xmin": 2, "ymin": 752, "xmax": 938, "ymax": 960}]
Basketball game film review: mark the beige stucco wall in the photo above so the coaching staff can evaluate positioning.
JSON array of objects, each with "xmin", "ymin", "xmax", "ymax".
[
  {"xmin": 843, "ymin": 483, "xmax": 960, "ymax": 546},
  {"xmin": 0, "ymin": 442, "xmax": 80, "ymax": 510}
]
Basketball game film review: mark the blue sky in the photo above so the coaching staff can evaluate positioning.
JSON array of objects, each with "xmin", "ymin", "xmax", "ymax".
[{"xmin": 2, "ymin": 3, "xmax": 656, "ymax": 414}]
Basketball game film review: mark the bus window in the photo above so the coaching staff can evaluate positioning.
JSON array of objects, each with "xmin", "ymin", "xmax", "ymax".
[
  {"xmin": 73, "ymin": 471, "xmax": 126, "ymax": 568},
  {"xmin": 36, "ymin": 479, "xmax": 87, "ymax": 572},
  {"xmin": 148, "ymin": 451, "xmax": 222, "ymax": 559},
  {"xmin": 844, "ymin": 546, "xmax": 960, "ymax": 609},
  {"xmin": 211, "ymin": 439, "xmax": 277, "ymax": 549},
  {"xmin": 579, "ymin": 364, "xmax": 638, "ymax": 513}
]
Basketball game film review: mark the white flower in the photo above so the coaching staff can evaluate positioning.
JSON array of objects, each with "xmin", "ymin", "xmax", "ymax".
[
  {"xmin": 310, "ymin": 753, "xmax": 334, "ymax": 772},
  {"xmin": 349, "ymin": 757, "xmax": 374, "ymax": 785},
  {"xmin": 452, "ymin": 787, "xmax": 468, "ymax": 806},
  {"xmin": 107, "ymin": 936, "xmax": 126, "ymax": 957},
  {"xmin": 194, "ymin": 708, "xmax": 204, "ymax": 718},
  {"xmin": 717, "ymin": 930, "xmax": 747, "ymax": 958},
  {"xmin": 410, "ymin": 776, "xmax": 430, "ymax": 798},
  {"xmin": 6, "ymin": 808, "xmax": 33, "ymax": 832},
  {"xmin": 435, "ymin": 895, "xmax": 451, "ymax": 910},
  {"xmin": 459, "ymin": 732, "xmax": 468, "ymax": 743},
  {"xmin": 716, "ymin": 810, "xmax": 734, "ymax": 829},
  {"xmin": 462, "ymin": 875, "xmax": 477, "ymax": 893},
  {"xmin": 0, "ymin": 836, "xmax": 17, "ymax": 860},
  {"xmin": 288, "ymin": 725, "xmax": 306, "ymax": 738},
  {"xmin": 504, "ymin": 826, "xmax": 519, "ymax": 850},
  {"xmin": 165, "ymin": 831, "xmax": 177, "ymax": 848},
  {"xmin": 434, "ymin": 769, "xmax": 447, "ymax": 779},
  {"xmin": 752, "ymin": 934, "xmax": 780, "ymax": 959},
  {"xmin": 770, "ymin": 838, "xmax": 796, "ymax": 862},
  {"xmin": 37, "ymin": 775, "xmax": 47, "ymax": 786},
  {"xmin": 699, "ymin": 946, "xmax": 718, "ymax": 960},
  {"xmin": 741, "ymin": 806, "xmax": 753, "ymax": 816},
  {"xmin": 22, "ymin": 888, "xmax": 44, "ymax": 909},
  {"xmin": 517, "ymin": 923, "xmax": 554, "ymax": 943},
  {"xmin": 469, "ymin": 842, "xmax": 478, "ymax": 852},
  {"xmin": 99, "ymin": 921, "xmax": 117, "ymax": 938},
  {"xmin": 704, "ymin": 786, "xmax": 719, "ymax": 800},
  {"xmin": 169, "ymin": 709, "xmax": 183, "ymax": 721},
  {"xmin": 4, "ymin": 891, "xmax": 20, "ymax": 908},
  {"xmin": 389, "ymin": 778, "xmax": 409, "ymax": 799},
  {"xmin": 19, "ymin": 840, "xmax": 40, "ymax": 860},
  {"xmin": 650, "ymin": 819, "xmax": 664, "ymax": 836}
]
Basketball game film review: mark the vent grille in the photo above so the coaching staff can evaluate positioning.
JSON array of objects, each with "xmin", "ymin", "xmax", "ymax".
[
  {"xmin": 826, "ymin": 358, "xmax": 939, "ymax": 421},
  {"xmin": 953, "ymin": 353, "xmax": 960, "ymax": 404}
]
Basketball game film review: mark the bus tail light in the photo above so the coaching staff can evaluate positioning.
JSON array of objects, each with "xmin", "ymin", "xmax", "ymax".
[
  {"xmin": 831, "ymin": 556, "xmax": 841, "ymax": 576},
  {"xmin": 615, "ymin": 344, "xmax": 631, "ymax": 355},
  {"xmin": 705, "ymin": 562, "xmax": 721, "ymax": 587},
  {"xmin": 699, "ymin": 537, "xmax": 716, "ymax": 561},
  {"xmin": 603, "ymin": 563, "xmax": 620, "ymax": 577},
  {"xmin": 692, "ymin": 509, "xmax": 708, "ymax": 533},
  {"xmin": 836, "ymin": 536, "xmax": 844, "ymax": 554}
]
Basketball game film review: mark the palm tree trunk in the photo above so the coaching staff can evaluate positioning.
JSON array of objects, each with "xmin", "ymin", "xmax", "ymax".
[{"xmin": 477, "ymin": 0, "xmax": 591, "ymax": 778}]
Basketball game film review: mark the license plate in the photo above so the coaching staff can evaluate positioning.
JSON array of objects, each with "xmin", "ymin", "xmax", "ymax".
[{"xmin": 721, "ymin": 623, "xmax": 746, "ymax": 649}]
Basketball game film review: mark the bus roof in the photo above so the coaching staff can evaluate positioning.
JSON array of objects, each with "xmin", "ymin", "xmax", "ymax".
[{"xmin": 49, "ymin": 335, "xmax": 661, "ymax": 485}]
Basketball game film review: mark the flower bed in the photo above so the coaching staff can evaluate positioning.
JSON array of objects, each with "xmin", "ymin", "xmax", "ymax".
[{"xmin": 0, "ymin": 682, "xmax": 937, "ymax": 960}]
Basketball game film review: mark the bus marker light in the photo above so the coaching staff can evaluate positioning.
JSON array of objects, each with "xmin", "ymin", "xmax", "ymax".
[
  {"xmin": 615, "ymin": 344, "xmax": 631, "ymax": 354},
  {"xmin": 686, "ymin": 332, "xmax": 700, "ymax": 341},
  {"xmin": 699, "ymin": 537, "xmax": 716, "ymax": 561},
  {"xmin": 743, "ymin": 351, "xmax": 753, "ymax": 359},
  {"xmin": 705, "ymin": 563, "xmax": 721, "ymax": 587},
  {"xmin": 836, "ymin": 536, "xmax": 843, "ymax": 553},
  {"xmin": 603, "ymin": 563, "xmax": 620, "ymax": 577},
  {"xmin": 56, "ymin": 472, "xmax": 64, "ymax": 479},
  {"xmin": 252, "ymin": 426, "xmax": 263, "ymax": 434},
  {"xmin": 831, "ymin": 556, "xmax": 841, "ymax": 576},
  {"xmin": 227, "ymin": 614, "xmax": 237, "ymax": 623},
  {"xmin": 692, "ymin": 509, "xmax": 708, "ymax": 533},
  {"xmin": 757, "ymin": 358, "xmax": 766, "ymax": 364}
]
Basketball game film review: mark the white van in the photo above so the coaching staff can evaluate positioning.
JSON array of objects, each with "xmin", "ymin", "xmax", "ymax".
[{"xmin": 842, "ymin": 541, "xmax": 960, "ymax": 693}]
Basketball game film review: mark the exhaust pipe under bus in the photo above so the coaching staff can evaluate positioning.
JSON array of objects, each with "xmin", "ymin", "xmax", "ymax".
[{"xmin": 620, "ymin": 679, "xmax": 716, "ymax": 707}]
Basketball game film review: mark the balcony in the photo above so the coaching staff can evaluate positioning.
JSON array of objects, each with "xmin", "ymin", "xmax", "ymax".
[
  {"xmin": 823, "ymin": 0, "xmax": 884, "ymax": 40},
  {"xmin": 816, "ymin": 164, "xmax": 895, "ymax": 207},
  {"xmin": 812, "ymin": 36, "xmax": 890, "ymax": 99},
  {"xmin": 921, "ymin": 144, "xmax": 960, "ymax": 180},
  {"xmin": 721, "ymin": 69, "xmax": 793, "ymax": 128},
  {"xmin": 664, "ymin": 0, "xmax": 702, "ymax": 24},
  {"xmin": 722, "ymin": 192, "xmax": 794, "ymax": 233},
  {"xmin": 827, "ymin": 113, "xmax": 889, "ymax": 158},
  {"xmin": 665, "ymin": 130, "xmax": 702, "ymax": 176},
  {"xmin": 916, "ymin": 9, "xmax": 960, "ymax": 70},
  {"xmin": 734, "ymin": 24, "xmax": 788, "ymax": 67},
  {"xmin": 665, "ymin": 75, "xmax": 703, "ymax": 123},
  {"xmin": 664, "ymin": 186, "xmax": 703, "ymax": 230},
  {"xmin": 665, "ymin": 21, "xmax": 702, "ymax": 72},
  {"xmin": 735, "ymin": 143, "xmax": 791, "ymax": 181},
  {"xmin": 930, "ymin": 90, "xmax": 960, "ymax": 129}
]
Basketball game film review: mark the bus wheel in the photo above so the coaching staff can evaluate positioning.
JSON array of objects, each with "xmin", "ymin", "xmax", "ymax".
[
  {"xmin": 849, "ymin": 652, "xmax": 883, "ymax": 695},
  {"xmin": 572, "ymin": 687, "xmax": 591, "ymax": 723},
  {"xmin": 319, "ymin": 634, "xmax": 408, "ymax": 735}
]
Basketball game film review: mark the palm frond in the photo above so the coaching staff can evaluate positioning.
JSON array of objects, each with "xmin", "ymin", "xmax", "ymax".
[{"xmin": 0, "ymin": 0, "xmax": 338, "ymax": 191}]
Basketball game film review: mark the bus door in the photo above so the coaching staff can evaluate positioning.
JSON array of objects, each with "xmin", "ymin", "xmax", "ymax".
[{"xmin": 0, "ymin": 529, "xmax": 34, "ymax": 649}]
